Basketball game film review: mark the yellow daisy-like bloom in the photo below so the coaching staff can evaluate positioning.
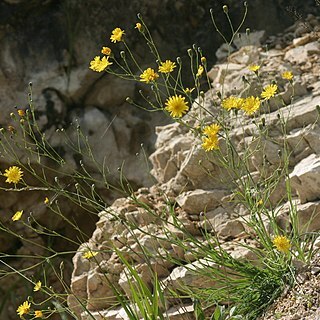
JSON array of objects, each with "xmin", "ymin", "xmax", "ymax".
[
  {"xmin": 4, "ymin": 166, "xmax": 23, "ymax": 184},
  {"xmin": 261, "ymin": 84, "xmax": 278, "ymax": 100},
  {"xmin": 89, "ymin": 56, "xmax": 112, "ymax": 72},
  {"xmin": 196, "ymin": 65, "xmax": 204, "ymax": 77},
  {"xmin": 183, "ymin": 87, "xmax": 195, "ymax": 95},
  {"xmin": 17, "ymin": 301, "xmax": 31, "ymax": 318},
  {"xmin": 273, "ymin": 235, "xmax": 291, "ymax": 253},
  {"xmin": 12, "ymin": 210, "xmax": 23, "ymax": 221},
  {"xmin": 82, "ymin": 250, "xmax": 98, "ymax": 260},
  {"xmin": 34, "ymin": 310, "xmax": 43, "ymax": 318},
  {"xmin": 44, "ymin": 197, "xmax": 49, "ymax": 205},
  {"xmin": 135, "ymin": 22, "xmax": 142, "ymax": 31},
  {"xmin": 248, "ymin": 64, "xmax": 260, "ymax": 72},
  {"xmin": 203, "ymin": 123, "xmax": 221, "ymax": 136},
  {"xmin": 110, "ymin": 27, "xmax": 125, "ymax": 42},
  {"xmin": 222, "ymin": 96, "xmax": 244, "ymax": 111},
  {"xmin": 281, "ymin": 71, "xmax": 293, "ymax": 81},
  {"xmin": 241, "ymin": 96, "xmax": 261, "ymax": 115},
  {"xmin": 101, "ymin": 46, "xmax": 111, "ymax": 55},
  {"xmin": 140, "ymin": 68, "xmax": 159, "ymax": 83},
  {"xmin": 34, "ymin": 281, "xmax": 42, "ymax": 292},
  {"xmin": 202, "ymin": 135, "xmax": 219, "ymax": 151},
  {"xmin": 165, "ymin": 95, "xmax": 189, "ymax": 118},
  {"xmin": 158, "ymin": 60, "xmax": 176, "ymax": 73}
]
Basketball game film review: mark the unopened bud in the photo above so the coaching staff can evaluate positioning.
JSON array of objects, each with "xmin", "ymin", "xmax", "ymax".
[
  {"xmin": 187, "ymin": 48, "xmax": 193, "ymax": 57},
  {"xmin": 246, "ymin": 28, "xmax": 250, "ymax": 35},
  {"xmin": 223, "ymin": 5, "xmax": 228, "ymax": 13}
]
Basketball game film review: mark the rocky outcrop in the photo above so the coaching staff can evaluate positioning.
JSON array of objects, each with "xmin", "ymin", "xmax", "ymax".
[{"xmin": 69, "ymin": 15, "xmax": 320, "ymax": 320}]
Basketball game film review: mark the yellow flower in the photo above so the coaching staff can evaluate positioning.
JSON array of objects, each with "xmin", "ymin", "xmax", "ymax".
[
  {"xmin": 17, "ymin": 109, "xmax": 25, "ymax": 117},
  {"xmin": 110, "ymin": 27, "xmax": 125, "ymax": 42},
  {"xmin": 201, "ymin": 56, "xmax": 207, "ymax": 64},
  {"xmin": 248, "ymin": 64, "xmax": 260, "ymax": 72},
  {"xmin": 257, "ymin": 199, "xmax": 263, "ymax": 206},
  {"xmin": 89, "ymin": 56, "xmax": 112, "ymax": 72},
  {"xmin": 135, "ymin": 23, "xmax": 142, "ymax": 31},
  {"xmin": 241, "ymin": 96, "xmax": 261, "ymax": 115},
  {"xmin": 202, "ymin": 135, "xmax": 219, "ymax": 151},
  {"xmin": 140, "ymin": 68, "xmax": 159, "ymax": 83},
  {"xmin": 12, "ymin": 210, "xmax": 23, "ymax": 221},
  {"xmin": 183, "ymin": 87, "xmax": 195, "ymax": 95},
  {"xmin": 82, "ymin": 250, "xmax": 98, "ymax": 260},
  {"xmin": 101, "ymin": 47, "xmax": 111, "ymax": 55},
  {"xmin": 261, "ymin": 84, "xmax": 278, "ymax": 100},
  {"xmin": 165, "ymin": 95, "xmax": 189, "ymax": 118},
  {"xmin": 281, "ymin": 71, "xmax": 293, "ymax": 81},
  {"xmin": 4, "ymin": 166, "xmax": 23, "ymax": 184},
  {"xmin": 158, "ymin": 60, "xmax": 176, "ymax": 73},
  {"xmin": 34, "ymin": 310, "xmax": 43, "ymax": 318},
  {"xmin": 222, "ymin": 96, "xmax": 244, "ymax": 111},
  {"xmin": 17, "ymin": 301, "xmax": 31, "ymax": 318},
  {"xmin": 34, "ymin": 281, "xmax": 42, "ymax": 292},
  {"xmin": 196, "ymin": 65, "xmax": 204, "ymax": 77},
  {"xmin": 273, "ymin": 235, "xmax": 291, "ymax": 253},
  {"xmin": 44, "ymin": 197, "xmax": 49, "ymax": 205},
  {"xmin": 203, "ymin": 124, "xmax": 221, "ymax": 136}
]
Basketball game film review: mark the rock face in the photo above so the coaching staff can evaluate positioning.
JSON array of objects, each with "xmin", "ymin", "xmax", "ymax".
[{"xmin": 68, "ymin": 14, "xmax": 320, "ymax": 320}]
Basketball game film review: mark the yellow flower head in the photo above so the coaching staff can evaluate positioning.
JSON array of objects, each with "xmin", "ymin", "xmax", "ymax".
[
  {"xmin": 248, "ymin": 64, "xmax": 260, "ymax": 72},
  {"xmin": 82, "ymin": 250, "xmax": 98, "ymax": 260},
  {"xmin": 135, "ymin": 23, "xmax": 142, "ymax": 31},
  {"xmin": 34, "ymin": 281, "xmax": 42, "ymax": 292},
  {"xmin": 17, "ymin": 301, "xmax": 31, "ymax": 317},
  {"xmin": 110, "ymin": 27, "xmax": 125, "ymax": 42},
  {"xmin": 201, "ymin": 56, "xmax": 207, "ymax": 64},
  {"xmin": 17, "ymin": 109, "xmax": 25, "ymax": 117},
  {"xmin": 222, "ymin": 96, "xmax": 244, "ymax": 111},
  {"xmin": 4, "ymin": 166, "xmax": 23, "ymax": 184},
  {"xmin": 12, "ymin": 210, "xmax": 23, "ymax": 221},
  {"xmin": 101, "ymin": 46, "xmax": 111, "ymax": 55},
  {"xmin": 261, "ymin": 84, "xmax": 278, "ymax": 100},
  {"xmin": 202, "ymin": 135, "xmax": 219, "ymax": 151},
  {"xmin": 203, "ymin": 123, "xmax": 221, "ymax": 136},
  {"xmin": 44, "ymin": 197, "xmax": 49, "ymax": 205},
  {"xmin": 196, "ymin": 65, "xmax": 204, "ymax": 77},
  {"xmin": 34, "ymin": 310, "xmax": 43, "ymax": 318},
  {"xmin": 183, "ymin": 87, "xmax": 195, "ymax": 95},
  {"xmin": 158, "ymin": 60, "xmax": 176, "ymax": 73},
  {"xmin": 241, "ymin": 96, "xmax": 261, "ymax": 115},
  {"xmin": 89, "ymin": 56, "xmax": 112, "ymax": 72},
  {"xmin": 273, "ymin": 235, "xmax": 291, "ymax": 253},
  {"xmin": 281, "ymin": 71, "xmax": 293, "ymax": 81},
  {"xmin": 140, "ymin": 68, "xmax": 159, "ymax": 83},
  {"xmin": 165, "ymin": 95, "xmax": 189, "ymax": 118}
]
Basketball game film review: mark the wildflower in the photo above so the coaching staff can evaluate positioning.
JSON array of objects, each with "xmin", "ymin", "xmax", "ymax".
[
  {"xmin": 17, "ymin": 301, "xmax": 31, "ymax": 318},
  {"xmin": 135, "ymin": 22, "xmax": 142, "ymax": 31},
  {"xmin": 34, "ymin": 310, "xmax": 43, "ymax": 318},
  {"xmin": 241, "ymin": 96, "xmax": 261, "ymax": 115},
  {"xmin": 17, "ymin": 109, "xmax": 25, "ymax": 117},
  {"xmin": 202, "ymin": 135, "xmax": 219, "ymax": 151},
  {"xmin": 203, "ymin": 123, "xmax": 221, "ymax": 136},
  {"xmin": 183, "ymin": 88, "xmax": 195, "ymax": 95},
  {"xmin": 222, "ymin": 96, "xmax": 244, "ymax": 111},
  {"xmin": 257, "ymin": 199, "xmax": 263, "ymax": 206},
  {"xmin": 140, "ymin": 68, "xmax": 159, "ymax": 83},
  {"xmin": 196, "ymin": 65, "xmax": 204, "ymax": 77},
  {"xmin": 165, "ymin": 95, "xmax": 189, "ymax": 118},
  {"xmin": 44, "ymin": 197, "xmax": 49, "ymax": 205},
  {"xmin": 158, "ymin": 60, "xmax": 176, "ymax": 73},
  {"xmin": 89, "ymin": 56, "xmax": 112, "ymax": 72},
  {"xmin": 261, "ymin": 84, "xmax": 278, "ymax": 100},
  {"xmin": 273, "ymin": 235, "xmax": 291, "ymax": 253},
  {"xmin": 12, "ymin": 210, "xmax": 23, "ymax": 221},
  {"xmin": 4, "ymin": 166, "xmax": 23, "ymax": 184},
  {"xmin": 7, "ymin": 125, "xmax": 15, "ymax": 133},
  {"xmin": 34, "ymin": 281, "xmax": 42, "ymax": 292},
  {"xmin": 101, "ymin": 47, "xmax": 111, "ymax": 55},
  {"xmin": 281, "ymin": 71, "xmax": 293, "ymax": 81},
  {"xmin": 82, "ymin": 250, "xmax": 98, "ymax": 259},
  {"xmin": 110, "ymin": 27, "xmax": 125, "ymax": 42},
  {"xmin": 201, "ymin": 56, "xmax": 207, "ymax": 64},
  {"xmin": 248, "ymin": 64, "xmax": 260, "ymax": 72}
]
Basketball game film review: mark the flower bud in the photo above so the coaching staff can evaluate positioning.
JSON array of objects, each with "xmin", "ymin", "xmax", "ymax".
[{"xmin": 223, "ymin": 5, "xmax": 228, "ymax": 13}]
